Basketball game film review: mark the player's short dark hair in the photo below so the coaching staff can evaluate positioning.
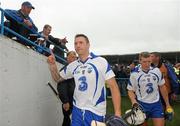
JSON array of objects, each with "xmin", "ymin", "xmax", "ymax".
[
  {"xmin": 75, "ymin": 34, "xmax": 89, "ymax": 43},
  {"xmin": 139, "ymin": 52, "xmax": 150, "ymax": 60}
]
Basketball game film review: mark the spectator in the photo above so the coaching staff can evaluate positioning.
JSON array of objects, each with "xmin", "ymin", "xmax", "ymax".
[
  {"xmin": 127, "ymin": 52, "xmax": 172, "ymax": 126},
  {"xmin": 116, "ymin": 65, "xmax": 128, "ymax": 96},
  {"xmin": 38, "ymin": 24, "xmax": 68, "ymax": 63},
  {"xmin": 57, "ymin": 51, "xmax": 77, "ymax": 126},
  {"xmin": 47, "ymin": 34, "xmax": 121, "ymax": 126},
  {"xmin": 150, "ymin": 52, "xmax": 180, "ymax": 101},
  {"xmin": 174, "ymin": 63, "xmax": 180, "ymax": 81},
  {"xmin": 129, "ymin": 60, "xmax": 139, "ymax": 72},
  {"xmin": 4, "ymin": 1, "xmax": 38, "ymax": 46}
]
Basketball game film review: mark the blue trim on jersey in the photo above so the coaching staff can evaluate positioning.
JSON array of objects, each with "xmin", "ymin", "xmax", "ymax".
[
  {"xmin": 149, "ymin": 72, "xmax": 159, "ymax": 83},
  {"xmin": 131, "ymin": 66, "xmax": 140, "ymax": 73},
  {"xmin": 73, "ymin": 65, "xmax": 81, "ymax": 75},
  {"xmin": 90, "ymin": 52, "xmax": 99, "ymax": 59},
  {"xmin": 63, "ymin": 66, "xmax": 67, "ymax": 74},
  {"xmin": 128, "ymin": 79, "xmax": 132, "ymax": 86},
  {"xmin": 106, "ymin": 63, "xmax": 111, "ymax": 73},
  {"xmin": 79, "ymin": 58, "xmax": 90, "ymax": 64},
  {"xmin": 137, "ymin": 74, "xmax": 143, "ymax": 97},
  {"xmin": 73, "ymin": 98, "xmax": 76, "ymax": 105},
  {"xmin": 95, "ymin": 87, "xmax": 105, "ymax": 106},
  {"xmin": 87, "ymin": 63, "xmax": 99, "ymax": 98}
]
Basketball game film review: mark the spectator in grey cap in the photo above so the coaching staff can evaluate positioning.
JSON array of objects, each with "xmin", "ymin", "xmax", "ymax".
[{"xmin": 4, "ymin": 1, "xmax": 38, "ymax": 46}]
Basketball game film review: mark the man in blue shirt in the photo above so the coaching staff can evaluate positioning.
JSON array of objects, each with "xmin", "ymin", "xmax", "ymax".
[{"xmin": 4, "ymin": 1, "xmax": 38, "ymax": 46}]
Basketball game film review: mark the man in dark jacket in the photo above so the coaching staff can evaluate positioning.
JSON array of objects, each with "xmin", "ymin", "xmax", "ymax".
[
  {"xmin": 57, "ymin": 51, "xmax": 77, "ymax": 126},
  {"xmin": 4, "ymin": 1, "xmax": 38, "ymax": 45},
  {"xmin": 37, "ymin": 24, "xmax": 68, "ymax": 63}
]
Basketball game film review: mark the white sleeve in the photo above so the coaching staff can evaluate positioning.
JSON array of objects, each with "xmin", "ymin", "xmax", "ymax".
[
  {"xmin": 101, "ymin": 58, "xmax": 115, "ymax": 80},
  {"xmin": 59, "ymin": 64, "xmax": 73, "ymax": 80},
  {"xmin": 127, "ymin": 73, "xmax": 136, "ymax": 91}
]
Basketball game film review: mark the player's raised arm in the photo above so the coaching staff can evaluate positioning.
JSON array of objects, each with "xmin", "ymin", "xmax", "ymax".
[{"xmin": 47, "ymin": 52, "xmax": 64, "ymax": 83}]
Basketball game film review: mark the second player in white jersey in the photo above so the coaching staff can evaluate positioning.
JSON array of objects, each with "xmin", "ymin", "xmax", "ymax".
[{"xmin": 127, "ymin": 66, "xmax": 165, "ymax": 103}]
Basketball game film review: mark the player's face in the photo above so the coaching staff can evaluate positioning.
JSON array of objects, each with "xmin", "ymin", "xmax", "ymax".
[
  {"xmin": 140, "ymin": 57, "xmax": 151, "ymax": 71},
  {"xmin": 74, "ymin": 37, "xmax": 90, "ymax": 56}
]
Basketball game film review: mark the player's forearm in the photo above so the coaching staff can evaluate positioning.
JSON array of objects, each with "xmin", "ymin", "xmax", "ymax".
[
  {"xmin": 111, "ymin": 87, "xmax": 121, "ymax": 116},
  {"xmin": 159, "ymin": 85, "xmax": 170, "ymax": 107},
  {"xmin": 48, "ymin": 63, "xmax": 63, "ymax": 83},
  {"xmin": 128, "ymin": 90, "xmax": 137, "ymax": 105},
  {"xmin": 108, "ymin": 79, "xmax": 121, "ymax": 116}
]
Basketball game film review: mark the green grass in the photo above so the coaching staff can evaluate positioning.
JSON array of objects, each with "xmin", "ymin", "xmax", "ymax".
[{"xmin": 107, "ymin": 96, "xmax": 180, "ymax": 126}]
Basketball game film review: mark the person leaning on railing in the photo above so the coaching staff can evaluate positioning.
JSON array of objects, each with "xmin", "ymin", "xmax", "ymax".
[
  {"xmin": 4, "ymin": 1, "xmax": 38, "ymax": 46},
  {"xmin": 37, "ymin": 24, "xmax": 68, "ymax": 64}
]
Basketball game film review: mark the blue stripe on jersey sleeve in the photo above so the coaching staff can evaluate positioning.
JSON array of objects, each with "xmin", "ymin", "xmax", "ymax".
[
  {"xmin": 90, "ymin": 52, "xmax": 98, "ymax": 59},
  {"xmin": 95, "ymin": 87, "xmax": 105, "ymax": 106},
  {"xmin": 73, "ymin": 98, "xmax": 76, "ymax": 105},
  {"xmin": 63, "ymin": 66, "xmax": 67, "ymax": 74},
  {"xmin": 128, "ymin": 79, "xmax": 132, "ymax": 86},
  {"xmin": 106, "ymin": 63, "xmax": 111, "ymax": 73},
  {"xmin": 88, "ymin": 63, "xmax": 99, "ymax": 98}
]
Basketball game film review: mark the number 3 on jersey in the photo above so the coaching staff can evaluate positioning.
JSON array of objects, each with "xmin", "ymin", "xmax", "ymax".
[{"xmin": 78, "ymin": 76, "xmax": 88, "ymax": 91}]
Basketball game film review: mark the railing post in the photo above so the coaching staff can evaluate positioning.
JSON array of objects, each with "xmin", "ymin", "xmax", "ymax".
[{"xmin": 1, "ymin": 9, "xmax": 4, "ymax": 35}]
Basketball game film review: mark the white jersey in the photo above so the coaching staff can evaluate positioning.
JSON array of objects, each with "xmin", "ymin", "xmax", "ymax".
[
  {"xmin": 127, "ymin": 66, "xmax": 165, "ymax": 103},
  {"xmin": 60, "ymin": 52, "xmax": 115, "ymax": 116}
]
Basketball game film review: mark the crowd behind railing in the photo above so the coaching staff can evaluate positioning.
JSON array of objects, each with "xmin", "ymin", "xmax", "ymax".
[{"xmin": 0, "ymin": 1, "xmax": 67, "ymax": 64}]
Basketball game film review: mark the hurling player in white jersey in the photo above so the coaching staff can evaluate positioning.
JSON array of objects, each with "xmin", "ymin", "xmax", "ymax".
[
  {"xmin": 47, "ymin": 34, "xmax": 121, "ymax": 126},
  {"xmin": 127, "ymin": 52, "xmax": 172, "ymax": 126}
]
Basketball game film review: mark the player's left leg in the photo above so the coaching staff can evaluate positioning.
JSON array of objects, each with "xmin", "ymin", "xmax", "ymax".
[{"xmin": 152, "ymin": 118, "xmax": 164, "ymax": 126}]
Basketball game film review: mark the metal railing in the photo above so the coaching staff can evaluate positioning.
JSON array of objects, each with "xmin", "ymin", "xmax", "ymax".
[{"xmin": 0, "ymin": 8, "xmax": 67, "ymax": 64}]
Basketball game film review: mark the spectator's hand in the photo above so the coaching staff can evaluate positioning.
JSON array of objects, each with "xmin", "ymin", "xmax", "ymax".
[
  {"xmin": 60, "ymin": 37, "xmax": 68, "ymax": 44},
  {"xmin": 23, "ymin": 19, "xmax": 33, "ymax": 27},
  {"xmin": 63, "ymin": 102, "xmax": 70, "ymax": 111}
]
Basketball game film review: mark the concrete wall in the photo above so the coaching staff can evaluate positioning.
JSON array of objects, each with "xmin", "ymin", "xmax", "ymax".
[{"xmin": 0, "ymin": 36, "xmax": 63, "ymax": 126}]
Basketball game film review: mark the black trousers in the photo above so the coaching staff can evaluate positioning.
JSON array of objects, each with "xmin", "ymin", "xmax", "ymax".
[{"xmin": 62, "ymin": 104, "xmax": 73, "ymax": 126}]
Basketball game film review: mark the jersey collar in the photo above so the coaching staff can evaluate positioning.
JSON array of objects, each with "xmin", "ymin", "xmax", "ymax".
[{"xmin": 77, "ymin": 52, "xmax": 98, "ymax": 64}]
